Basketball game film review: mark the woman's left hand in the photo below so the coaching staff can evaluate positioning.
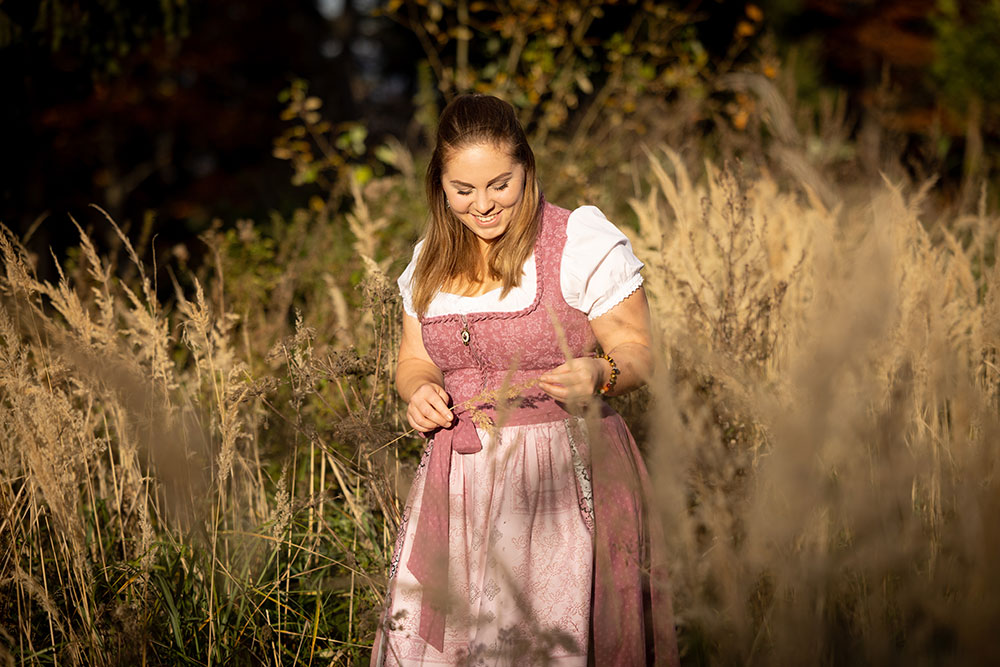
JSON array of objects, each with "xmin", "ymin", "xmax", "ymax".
[{"xmin": 538, "ymin": 357, "xmax": 606, "ymax": 402}]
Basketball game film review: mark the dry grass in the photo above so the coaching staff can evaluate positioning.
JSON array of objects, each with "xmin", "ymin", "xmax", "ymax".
[
  {"xmin": 630, "ymin": 149, "xmax": 1000, "ymax": 664},
  {"xmin": 1, "ymin": 140, "xmax": 998, "ymax": 665},
  {"xmin": 0, "ymin": 185, "xmax": 412, "ymax": 664}
]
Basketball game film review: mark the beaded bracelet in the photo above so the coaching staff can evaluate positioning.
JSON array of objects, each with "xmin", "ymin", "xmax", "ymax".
[{"xmin": 594, "ymin": 352, "xmax": 619, "ymax": 396}]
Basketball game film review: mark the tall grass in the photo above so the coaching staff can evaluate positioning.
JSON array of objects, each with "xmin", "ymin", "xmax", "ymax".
[
  {"xmin": 1, "ymin": 141, "xmax": 998, "ymax": 665},
  {"xmin": 0, "ymin": 174, "xmax": 416, "ymax": 664},
  {"xmin": 631, "ymin": 150, "xmax": 1000, "ymax": 664}
]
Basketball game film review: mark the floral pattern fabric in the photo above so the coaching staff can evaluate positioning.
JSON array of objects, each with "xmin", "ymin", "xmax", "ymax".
[{"xmin": 372, "ymin": 201, "xmax": 679, "ymax": 666}]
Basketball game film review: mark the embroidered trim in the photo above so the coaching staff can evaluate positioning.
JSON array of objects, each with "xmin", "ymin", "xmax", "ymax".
[
  {"xmin": 587, "ymin": 273, "xmax": 644, "ymax": 321},
  {"xmin": 566, "ymin": 418, "xmax": 595, "ymax": 534},
  {"xmin": 387, "ymin": 439, "xmax": 433, "ymax": 581}
]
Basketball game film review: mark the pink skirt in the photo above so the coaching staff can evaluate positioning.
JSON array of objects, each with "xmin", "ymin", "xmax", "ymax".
[{"xmin": 371, "ymin": 415, "xmax": 678, "ymax": 666}]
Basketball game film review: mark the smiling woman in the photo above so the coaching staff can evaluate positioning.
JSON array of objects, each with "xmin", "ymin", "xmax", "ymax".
[
  {"xmin": 411, "ymin": 94, "xmax": 544, "ymax": 313},
  {"xmin": 370, "ymin": 94, "xmax": 679, "ymax": 666}
]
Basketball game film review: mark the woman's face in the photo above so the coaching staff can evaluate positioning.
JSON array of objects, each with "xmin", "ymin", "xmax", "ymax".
[{"xmin": 441, "ymin": 142, "xmax": 526, "ymax": 249}]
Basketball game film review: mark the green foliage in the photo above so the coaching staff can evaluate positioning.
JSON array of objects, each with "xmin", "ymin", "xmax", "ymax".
[
  {"xmin": 10, "ymin": 2, "xmax": 1000, "ymax": 663},
  {"xmin": 383, "ymin": 0, "xmax": 777, "ymax": 224},
  {"xmin": 5, "ymin": 136, "xmax": 1000, "ymax": 665},
  {"xmin": 932, "ymin": 0, "xmax": 1000, "ymax": 107},
  {"xmin": 273, "ymin": 79, "xmax": 406, "ymax": 212},
  {"xmin": 931, "ymin": 0, "xmax": 1000, "ymax": 200},
  {"xmin": 385, "ymin": 0, "xmax": 715, "ymax": 143}
]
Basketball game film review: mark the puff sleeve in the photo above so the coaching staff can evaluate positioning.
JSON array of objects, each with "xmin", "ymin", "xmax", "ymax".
[
  {"xmin": 397, "ymin": 240, "xmax": 423, "ymax": 318},
  {"xmin": 561, "ymin": 206, "xmax": 644, "ymax": 320}
]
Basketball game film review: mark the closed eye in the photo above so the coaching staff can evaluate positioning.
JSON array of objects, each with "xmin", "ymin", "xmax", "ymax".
[
  {"xmin": 493, "ymin": 182, "xmax": 509, "ymax": 191},
  {"xmin": 456, "ymin": 189, "xmax": 472, "ymax": 196}
]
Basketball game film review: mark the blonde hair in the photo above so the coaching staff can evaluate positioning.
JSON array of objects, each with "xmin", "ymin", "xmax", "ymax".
[{"xmin": 412, "ymin": 94, "xmax": 542, "ymax": 318}]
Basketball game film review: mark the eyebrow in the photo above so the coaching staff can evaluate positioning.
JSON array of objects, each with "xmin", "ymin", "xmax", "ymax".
[{"xmin": 448, "ymin": 171, "xmax": 513, "ymax": 188}]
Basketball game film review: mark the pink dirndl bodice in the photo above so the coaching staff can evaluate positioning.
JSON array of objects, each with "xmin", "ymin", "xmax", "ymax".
[{"xmin": 372, "ymin": 201, "xmax": 678, "ymax": 666}]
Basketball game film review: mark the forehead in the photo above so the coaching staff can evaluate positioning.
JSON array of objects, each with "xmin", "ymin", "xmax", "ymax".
[{"xmin": 442, "ymin": 142, "xmax": 519, "ymax": 175}]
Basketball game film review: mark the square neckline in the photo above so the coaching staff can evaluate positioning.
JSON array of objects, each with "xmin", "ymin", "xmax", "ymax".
[
  {"xmin": 433, "ymin": 253, "xmax": 536, "ymax": 300},
  {"xmin": 419, "ymin": 203, "xmax": 559, "ymax": 324}
]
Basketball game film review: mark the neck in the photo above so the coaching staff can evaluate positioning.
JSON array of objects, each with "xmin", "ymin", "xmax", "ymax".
[{"xmin": 477, "ymin": 237, "xmax": 493, "ymax": 258}]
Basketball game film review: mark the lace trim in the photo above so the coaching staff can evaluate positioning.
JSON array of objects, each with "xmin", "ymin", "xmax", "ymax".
[{"xmin": 587, "ymin": 273, "xmax": 644, "ymax": 321}]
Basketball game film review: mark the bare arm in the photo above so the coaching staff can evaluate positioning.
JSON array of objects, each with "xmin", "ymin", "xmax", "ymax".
[
  {"xmin": 397, "ymin": 312, "xmax": 455, "ymax": 431},
  {"xmin": 538, "ymin": 286, "xmax": 653, "ymax": 400}
]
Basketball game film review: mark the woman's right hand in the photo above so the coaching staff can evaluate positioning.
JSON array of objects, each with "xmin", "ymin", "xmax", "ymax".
[{"xmin": 406, "ymin": 383, "xmax": 454, "ymax": 432}]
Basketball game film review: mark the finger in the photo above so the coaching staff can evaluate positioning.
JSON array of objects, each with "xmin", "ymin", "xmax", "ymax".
[
  {"xmin": 430, "ymin": 390, "xmax": 455, "ymax": 424},
  {"xmin": 408, "ymin": 415, "xmax": 432, "ymax": 433},
  {"xmin": 540, "ymin": 363, "xmax": 571, "ymax": 378},
  {"xmin": 550, "ymin": 371, "xmax": 587, "ymax": 391},
  {"xmin": 418, "ymin": 386, "xmax": 454, "ymax": 421},
  {"xmin": 414, "ymin": 399, "xmax": 453, "ymax": 428},
  {"xmin": 548, "ymin": 374, "xmax": 596, "ymax": 401},
  {"xmin": 539, "ymin": 371, "xmax": 567, "ymax": 384},
  {"xmin": 410, "ymin": 396, "xmax": 448, "ymax": 426},
  {"xmin": 407, "ymin": 406, "xmax": 430, "ymax": 432},
  {"xmin": 425, "ymin": 400, "xmax": 454, "ymax": 426},
  {"xmin": 538, "ymin": 381, "xmax": 568, "ymax": 401},
  {"xmin": 416, "ymin": 413, "xmax": 447, "ymax": 432},
  {"xmin": 410, "ymin": 399, "xmax": 444, "ymax": 430}
]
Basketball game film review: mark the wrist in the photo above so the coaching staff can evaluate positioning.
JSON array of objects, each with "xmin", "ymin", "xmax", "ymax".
[
  {"xmin": 396, "ymin": 359, "xmax": 445, "ymax": 401},
  {"xmin": 400, "ymin": 379, "xmax": 441, "ymax": 403},
  {"xmin": 592, "ymin": 358, "xmax": 610, "ymax": 393},
  {"xmin": 592, "ymin": 352, "xmax": 619, "ymax": 396}
]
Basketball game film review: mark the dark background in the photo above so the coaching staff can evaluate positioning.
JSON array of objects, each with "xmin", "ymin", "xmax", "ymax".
[{"xmin": 0, "ymin": 0, "xmax": 979, "ymax": 277}]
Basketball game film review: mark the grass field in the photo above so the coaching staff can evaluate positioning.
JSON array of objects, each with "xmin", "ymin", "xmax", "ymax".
[{"xmin": 2, "ymin": 138, "xmax": 998, "ymax": 664}]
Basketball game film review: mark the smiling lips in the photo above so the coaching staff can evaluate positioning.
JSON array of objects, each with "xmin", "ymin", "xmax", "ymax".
[{"xmin": 473, "ymin": 211, "xmax": 501, "ymax": 225}]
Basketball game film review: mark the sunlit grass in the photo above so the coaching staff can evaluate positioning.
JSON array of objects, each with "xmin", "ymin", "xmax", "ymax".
[{"xmin": 1, "ymin": 136, "xmax": 998, "ymax": 665}]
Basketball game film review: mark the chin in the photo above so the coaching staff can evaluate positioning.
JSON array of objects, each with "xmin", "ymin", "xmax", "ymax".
[{"xmin": 480, "ymin": 223, "xmax": 510, "ymax": 240}]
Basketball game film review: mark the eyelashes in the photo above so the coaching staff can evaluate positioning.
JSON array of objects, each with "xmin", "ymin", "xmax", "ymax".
[{"xmin": 455, "ymin": 182, "xmax": 510, "ymax": 196}]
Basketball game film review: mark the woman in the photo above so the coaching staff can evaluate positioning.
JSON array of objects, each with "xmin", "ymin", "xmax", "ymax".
[{"xmin": 372, "ymin": 94, "xmax": 678, "ymax": 666}]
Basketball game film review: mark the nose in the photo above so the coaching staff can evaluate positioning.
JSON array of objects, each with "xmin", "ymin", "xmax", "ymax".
[{"xmin": 474, "ymin": 189, "xmax": 494, "ymax": 214}]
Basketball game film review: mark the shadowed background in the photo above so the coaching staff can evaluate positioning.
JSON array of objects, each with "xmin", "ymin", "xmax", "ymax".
[{"xmin": 3, "ymin": 0, "xmax": 997, "ymax": 276}]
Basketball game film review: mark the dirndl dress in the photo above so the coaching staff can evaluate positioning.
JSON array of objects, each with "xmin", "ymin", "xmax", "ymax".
[{"xmin": 371, "ymin": 201, "xmax": 678, "ymax": 666}]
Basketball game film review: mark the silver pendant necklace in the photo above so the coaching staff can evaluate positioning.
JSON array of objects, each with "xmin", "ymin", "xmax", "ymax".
[{"xmin": 460, "ymin": 314, "xmax": 471, "ymax": 346}]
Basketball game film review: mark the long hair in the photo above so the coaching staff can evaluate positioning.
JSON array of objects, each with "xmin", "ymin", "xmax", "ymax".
[{"xmin": 412, "ymin": 94, "xmax": 542, "ymax": 318}]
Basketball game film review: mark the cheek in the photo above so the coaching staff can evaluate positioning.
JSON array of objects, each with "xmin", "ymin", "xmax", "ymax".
[
  {"xmin": 450, "ymin": 196, "xmax": 474, "ymax": 213},
  {"xmin": 497, "ymin": 181, "xmax": 526, "ymax": 207},
  {"xmin": 497, "ymin": 190, "xmax": 521, "ymax": 207}
]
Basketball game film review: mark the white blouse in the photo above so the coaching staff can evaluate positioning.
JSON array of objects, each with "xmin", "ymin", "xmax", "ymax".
[{"xmin": 398, "ymin": 205, "xmax": 644, "ymax": 320}]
